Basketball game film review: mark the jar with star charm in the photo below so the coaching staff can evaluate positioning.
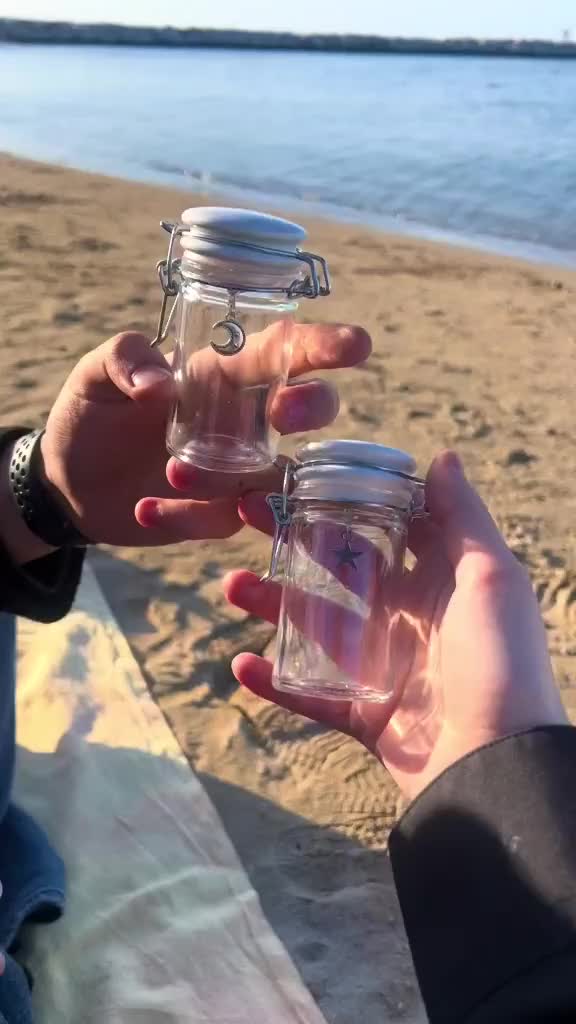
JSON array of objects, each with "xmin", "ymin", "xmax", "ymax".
[
  {"xmin": 151, "ymin": 207, "xmax": 330, "ymax": 473},
  {"xmin": 262, "ymin": 440, "xmax": 426, "ymax": 703}
]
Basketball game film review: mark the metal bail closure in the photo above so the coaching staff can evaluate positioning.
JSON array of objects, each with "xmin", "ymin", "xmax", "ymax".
[
  {"xmin": 261, "ymin": 461, "xmax": 294, "ymax": 582},
  {"xmin": 210, "ymin": 294, "xmax": 246, "ymax": 356},
  {"xmin": 151, "ymin": 221, "xmax": 183, "ymax": 348},
  {"xmin": 409, "ymin": 480, "xmax": 429, "ymax": 520}
]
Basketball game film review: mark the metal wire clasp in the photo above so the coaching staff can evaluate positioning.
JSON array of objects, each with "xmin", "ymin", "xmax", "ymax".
[
  {"xmin": 151, "ymin": 219, "xmax": 331, "ymax": 349},
  {"xmin": 260, "ymin": 459, "xmax": 295, "ymax": 583},
  {"xmin": 151, "ymin": 221, "xmax": 184, "ymax": 348},
  {"xmin": 409, "ymin": 479, "xmax": 430, "ymax": 520}
]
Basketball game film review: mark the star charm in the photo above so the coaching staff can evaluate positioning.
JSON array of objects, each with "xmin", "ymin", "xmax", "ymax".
[{"xmin": 333, "ymin": 533, "xmax": 363, "ymax": 570}]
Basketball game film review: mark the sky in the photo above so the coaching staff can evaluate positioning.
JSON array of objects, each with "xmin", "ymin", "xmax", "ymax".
[{"xmin": 0, "ymin": 0, "xmax": 574, "ymax": 41}]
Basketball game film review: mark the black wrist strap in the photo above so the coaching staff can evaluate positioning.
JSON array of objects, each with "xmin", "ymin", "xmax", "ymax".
[{"xmin": 9, "ymin": 430, "xmax": 89, "ymax": 548}]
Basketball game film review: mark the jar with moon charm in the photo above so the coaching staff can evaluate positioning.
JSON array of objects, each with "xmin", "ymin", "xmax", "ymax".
[
  {"xmin": 152, "ymin": 207, "xmax": 330, "ymax": 473},
  {"xmin": 262, "ymin": 440, "xmax": 426, "ymax": 703}
]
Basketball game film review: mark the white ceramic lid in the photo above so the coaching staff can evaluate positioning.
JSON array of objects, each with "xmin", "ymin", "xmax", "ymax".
[
  {"xmin": 296, "ymin": 440, "xmax": 417, "ymax": 475},
  {"xmin": 293, "ymin": 440, "xmax": 420, "ymax": 508},
  {"xmin": 179, "ymin": 206, "xmax": 307, "ymax": 273}
]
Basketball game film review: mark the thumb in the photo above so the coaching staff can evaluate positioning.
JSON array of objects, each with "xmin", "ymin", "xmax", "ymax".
[
  {"xmin": 69, "ymin": 331, "xmax": 173, "ymax": 403},
  {"xmin": 426, "ymin": 450, "xmax": 516, "ymax": 582}
]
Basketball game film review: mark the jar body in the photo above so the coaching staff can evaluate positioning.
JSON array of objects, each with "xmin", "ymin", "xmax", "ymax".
[
  {"xmin": 273, "ymin": 501, "xmax": 409, "ymax": 703},
  {"xmin": 167, "ymin": 279, "xmax": 296, "ymax": 473}
]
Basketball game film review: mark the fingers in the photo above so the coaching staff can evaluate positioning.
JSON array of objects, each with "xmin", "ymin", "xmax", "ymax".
[
  {"xmin": 224, "ymin": 569, "xmax": 384, "ymax": 682},
  {"xmin": 66, "ymin": 321, "xmax": 365, "ymax": 422},
  {"xmin": 229, "ymin": 321, "xmax": 371, "ymax": 385},
  {"xmin": 223, "ymin": 570, "xmax": 282, "ymax": 625},
  {"xmin": 288, "ymin": 323, "xmax": 372, "ymax": 377},
  {"xmin": 270, "ymin": 378, "xmax": 340, "ymax": 434},
  {"xmin": 69, "ymin": 332, "xmax": 173, "ymax": 404},
  {"xmin": 407, "ymin": 518, "xmax": 442, "ymax": 560},
  {"xmin": 427, "ymin": 451, "xmax": 518, "ymax": 583},
  {"xmin": 135, "ymin": 496, "xmax": 243, "ymax": 543},
  {"xmin": 185, "ymin": 322, "xmax": 372, "ymax": 391},
  {"xmin": 238, "ymin": 492, "xmax": 276, "ymax": 535},
  {"xmin": 167, "ymin": 376, "xmax": 341, "ymax": 501},
  {"xmin": 167, "ymin": 460, "xmax": 282, "ymax": 502},
  {"xmin": 232, "ymin": 652, "xmax": 353, "ymax": 734}
]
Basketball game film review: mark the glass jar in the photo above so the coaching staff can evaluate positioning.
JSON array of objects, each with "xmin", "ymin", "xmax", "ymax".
[
  {"xmin": 152, "ymin": 207, "xmax": 330, "ymax": 473},
  {"xmin": 263, "ymin": 440, "xmax": 425, "ymax": 704}
]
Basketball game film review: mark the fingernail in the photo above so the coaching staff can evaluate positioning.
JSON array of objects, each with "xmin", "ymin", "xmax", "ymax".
[
  {"xmin": 131, "ymin": 366, "xmax": 172, "ymax": 390},
  {"xmin": 168, "ymin": 460, "xmax": 198, "ymax": 489},
  {"xmin": 281, "ymin": 405, "xmax": 302, "ymax": 433},
  {"xmin": 443, "ymin": 451, "xmax": 465, "ymax": 478},
  {"xmin": 137, "ymin": 499, "xmax": 162, "ymax": 527},
  {"xmin": 337, "ymin": 325, "xmax": 354, "ymax": 342}
]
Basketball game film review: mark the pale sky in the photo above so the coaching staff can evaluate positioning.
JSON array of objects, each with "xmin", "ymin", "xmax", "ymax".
[{"xmin": 0, "ymin": 0, "xmax": 574, "ymax": 40}]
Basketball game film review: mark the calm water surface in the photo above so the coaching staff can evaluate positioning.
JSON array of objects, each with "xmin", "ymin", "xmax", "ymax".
[{"xmin": 1, "ymin": 44, "xmax": 575, "ymax": 264}]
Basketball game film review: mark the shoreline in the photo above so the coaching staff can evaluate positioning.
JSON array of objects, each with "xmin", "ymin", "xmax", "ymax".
[{"xmin": 3, "ymin": 147, "xmax": 576, "ymax": 273}]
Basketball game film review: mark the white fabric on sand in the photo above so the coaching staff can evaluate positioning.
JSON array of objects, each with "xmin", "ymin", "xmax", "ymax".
[{"xmin": 14, "ymin": 562, "xmax": 327, "ymax": 1024}]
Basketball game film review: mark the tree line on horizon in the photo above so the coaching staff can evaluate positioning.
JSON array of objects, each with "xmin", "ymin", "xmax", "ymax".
[{"xmin": 1, "ymin": 18, "xmax": 575, "ymax": 57}]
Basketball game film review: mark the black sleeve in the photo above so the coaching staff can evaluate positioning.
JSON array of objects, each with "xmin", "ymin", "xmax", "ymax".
[
  {"xmin": 0, "ymin": 542, "xmax": 85, "ymax": 623},
  {"xmin": 389, "ymin": 726, "xmax": 576, "ymax": 1023},
  {"xmin": 0, "ymin": 426, "xmax": 85, "ymax": 622}
]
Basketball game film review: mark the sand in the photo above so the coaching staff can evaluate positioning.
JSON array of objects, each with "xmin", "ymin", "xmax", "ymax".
[{"xmin": 1, "ymin": 152, "xmax": 576, "ymax": 1023}]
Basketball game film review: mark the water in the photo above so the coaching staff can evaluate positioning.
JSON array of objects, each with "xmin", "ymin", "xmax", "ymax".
[{"xmin": 1, "ymin": 43, "xmax": 576, "ymax": 265}]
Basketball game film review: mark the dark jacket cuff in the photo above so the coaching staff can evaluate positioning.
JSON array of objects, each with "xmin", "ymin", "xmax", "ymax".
[
  {"xmin": 0, "ymin": 426, "xmax": 85, "ymax": 622},
  {"xmin": 0, "ymin": 543, "xmax": 85, "ymax": 623},
  {"xmin": 389, "ymin": 726, "xmax": 576, "ymax": 1022}
]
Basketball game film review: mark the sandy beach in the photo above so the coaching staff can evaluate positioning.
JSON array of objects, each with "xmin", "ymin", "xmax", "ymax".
[{"xmin": 2, "ymin": 152, "xmax": 576, "ymax": 1022}]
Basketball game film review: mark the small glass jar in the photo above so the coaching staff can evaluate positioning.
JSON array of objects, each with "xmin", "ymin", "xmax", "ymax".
[
  {"xmin": 263, "ymin": 440, "xmax": 425, "ymax": 703},
  {"xmin": 152, "ymin": 207, "xmax": 330, "ymax": 473}
]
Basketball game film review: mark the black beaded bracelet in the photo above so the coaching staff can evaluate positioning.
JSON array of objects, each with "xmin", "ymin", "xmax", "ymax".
[{"xmin": 9, "ymin": 430, "xmax": 89, "ymax": 548}]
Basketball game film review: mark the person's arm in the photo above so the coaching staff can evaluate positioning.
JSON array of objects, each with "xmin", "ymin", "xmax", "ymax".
[
  {"xmin": 389, "ymin": 726, "xmax": 576, "ymax": 1023},
  {"xmin": 0, "ymin": 429, "xmax": 84, "ymax": 623},
  {"xmin": 0, "ymin": 323, "xmax": 369, "ymax": 621},
  {"xmin": 225, "ymin": 450, "xmax": 572, "ymax": 1023}
]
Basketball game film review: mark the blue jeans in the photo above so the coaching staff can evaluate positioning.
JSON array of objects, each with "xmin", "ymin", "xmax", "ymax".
[{"xmin": 0, "ymin": 614, "xmax": 65, "ymax": 1023}]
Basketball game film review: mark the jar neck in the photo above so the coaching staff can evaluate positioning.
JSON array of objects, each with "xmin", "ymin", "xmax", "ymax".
[
  {"xmin": 291, "ymin": 463, "xmax": 420, "ymax": 514},
  {"xmin": 180, "ymin": 250, "xmax": 305, "ymax": 294},
  {"xmin": 292, "ymin": 497, "xmax": 410, "ymax": 532},
  {"xmin": 180, "ymin": 278, "xmax": 299, "ymax": 314}
]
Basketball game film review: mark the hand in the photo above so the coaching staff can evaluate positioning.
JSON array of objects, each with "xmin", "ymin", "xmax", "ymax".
[
  {"xmin": 40, "ymin": 325, "xmax": 370, "ymax": 547},
  {"xmin": 224, "ymin": 452, "xmax": 567, "ymax": 801}
]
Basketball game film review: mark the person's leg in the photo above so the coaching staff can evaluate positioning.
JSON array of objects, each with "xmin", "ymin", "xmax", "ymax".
[
  {"xmin": 0, "ymin": 614, "xmax": 16, "ymax": 823},
  {"xmin": 0, "ymin": 613, "xmax": 65, "ymax": 1022}
]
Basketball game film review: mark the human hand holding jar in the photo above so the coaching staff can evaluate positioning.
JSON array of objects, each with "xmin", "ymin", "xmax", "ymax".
[
  {"xmin": 36, "ymin": 207, "xmax": 370, "ymax": 550},
  {"xmin": 224, "ymin": 449, "xmax": 566, "ymax": 800}
]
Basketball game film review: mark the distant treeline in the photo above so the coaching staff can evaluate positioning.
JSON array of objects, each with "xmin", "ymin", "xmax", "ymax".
[{"xmin": 1, "ymin": 18, "xmax": 576, "ymax": 58}]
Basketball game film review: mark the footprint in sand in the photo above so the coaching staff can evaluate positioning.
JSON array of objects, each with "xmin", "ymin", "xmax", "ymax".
[
  {"xmin": 504, "ymin": 448, "xmax": 538, "ymax": 467},
  {"xmin": 52, "ymin": 306, "xmax": 86, "ymax": 326},
  {"xmin": 449, "ymin": 401, "xmax": 492, "ymax": 440},
  {"xmin": 408, "ymin": 407, "xmax": 435, "ymax": 420},
  {"xmin": 74, "ymin": 236, "xmax": 118, "ymax": 253},
  {"xmin": 441, "ymin": 362, "xmax": 472, "ymax": 375},
  {"xmin": 0, "ymin": 188, "xmax": 59, "ymax": 208},
  {"xmin": 348, "ymin": 404, "xmax": 380, "ymax": 426},
  {"xmin": 501, "ymin": 514, "xmax": 542, "ymax": 566},
  {"xmin": 538, "ymin": 570, "xmax": 576, "ymax": 631},
  {"xmin": 270, "ymin": 816, "xmax": 390, "ymax": 898}
]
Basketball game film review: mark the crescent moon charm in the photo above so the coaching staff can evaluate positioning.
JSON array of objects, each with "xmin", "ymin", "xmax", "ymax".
[{"xmin": 210, "ymin": 317, "xmax": 246, "ymax": 356}]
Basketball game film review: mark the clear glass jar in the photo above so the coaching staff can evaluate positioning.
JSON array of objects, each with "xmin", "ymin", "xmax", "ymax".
[
  {"xmin": 152, "ymin": 208, "xmax": 330, "ymax": 473},
  {"xmin": 264, "ymin": 441, "xmax": 425, "ymax": 704}
]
